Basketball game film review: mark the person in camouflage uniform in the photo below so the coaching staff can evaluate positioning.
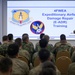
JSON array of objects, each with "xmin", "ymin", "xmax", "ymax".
[
  {"xmin": 22, "ymin": 33, "xmax": 34, "ymax": 62},
  {"xmin": 7, "ymin": 43, "xmax": 29, "ymax": 75},
  {"xmin": 8, "ymin": 33, "xmax": 14, "ymax": 44},
  {"xmin": 15, "ymin": 38, "xmax": 30, "ymax": 63},
  {"xmin": 53, "ymin": 34, "xmax": 74, "ymax": 57},
  {"xmin": 32, "ymin": 39, "xmax": 55, "ymax": 64},
  {"xmin": 0, "ymin": 35, "xmax": 8, "ymax": 56},
  {"xmin": 36, "ymin": 35, "xmax": 53, "ymax": 52},
  {"xmin": 68, "ymin": 57, "xmax": 75, "ymax": 75},
  {"xmin": 0, "ymin": 57, "xmax": 13, "ymax": 75},
  {"xmin": 35, "ymin": 33, "xmax": 45, "ymax": 52},
  {"xmin": 29, "ymin": 49, "xmax": 60, "ymax": 75}
]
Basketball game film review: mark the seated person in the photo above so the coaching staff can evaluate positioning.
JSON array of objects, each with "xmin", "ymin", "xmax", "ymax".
[
  {"xmin": 15, "ymin": 38, "xmax": 30, "ymax": 63},
  {"xmin": 29, "ymin": 49, "xmax": 60, "ymax": 75},
  {"xmin": 35, "ymin": 33, "xmax": 45, "ymax": 52},
  {"xmin": 53, "ymin": 34, "xmax": 73, "ymax": 57},
  {"xmin": 8, "ymin": 34, "xmax": 14, "ymax": 44},
  {"xmin": 0, "ymin": 35, "xmax": 9, "ymax": 56},
  {"xmin": 0, "ymin": 57, "xmax": 12, "ymax": 75},
  {"xmin": 33, "ymin": 39, "xmax": 55, "ymax": 64},
  {"xmin": 22, "ymin": 33, "xmax": 34, "ymax": 58},
  {"xmin": 71, "ymin": 50, "xmax": 75, "ymax": 62},
  {"xmin": 7, "ymin": 43, "xmax": 29, "ymax": 75},
  {"xmin": 39, "ymin": 68, "xmax": 56, "ymax": 75},
  {"xmin": 36, "ymin": 35, "xmax": 53, "ymax": 52},
  {"xmin": 68, "ymin": 54, "xmax": 75, "ymax": 75}
]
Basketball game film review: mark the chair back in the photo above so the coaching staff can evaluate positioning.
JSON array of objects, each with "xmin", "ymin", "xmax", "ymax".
[
  {"xmin": 56, "ymin": 50, "xmax": 70, "ymax": 59},
  {"xmin": 56, "ymin": 56, "xmax": 72, "ymax": 75}
]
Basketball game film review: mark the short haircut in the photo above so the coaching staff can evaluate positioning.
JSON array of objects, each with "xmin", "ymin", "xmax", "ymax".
[
  {"xmin": 40, "ymin": 33, "xmax": 45, "ymax": 40},
  {"xmin": 2, "ymin": 35, "xmax": 8, "ymax": 41},
  {"xmin": 60, "ymin": 34, "xmax": 66, "ymax": 40},
  {"xmin": 8, "ymin": 34, "xmax": 13, "ymax": 40},
  {"xmin": 42, "ymin": 61, "xmax": 56, "ymax": 71},
  {"xmin": 22, "ymin": 33, "xmax": 29, "ymax": 42},
  {"xmin": 43, "ymin": 35, "xmax": 49, "ymax": 42},
  {"xmin": 38, "ymin": 49, "xmax": 50, "ymax": 62},
  {"xmin": 39, "ymin": 39, "xmax": 48, "ymax": 48},
  {"xmin": 7, "ymin": 43, "xmax": 19, "ymax": 58},
  {"xmin": 39, "ymin": 68, "xmax": 56, "ymax": 75},
  {"xmin": 0, "ymin": 57, "xmax": 12, "ymax": 73},
  {"xmin": 15, "ymin": 38, "xmax": 22, "ymax": 47}
]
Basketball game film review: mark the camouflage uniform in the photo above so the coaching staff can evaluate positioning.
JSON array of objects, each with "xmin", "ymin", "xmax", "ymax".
[
  {"xmin": 53, "ymin": 42, "xmax": 71, "ymax": 49},
  {"xmin": 11, "ymin": 58, "xmax": 29, "ymax": 75},
  {"xmin": 68, "ymin": 63, "xmax": 75, "ymax": 75},
  {"xmin": 0, "ymin": 43, "xmax": 8, "ymax": 56},
  {"xmin": 53, "ymin": 43, "xmax": 74, "ymax": 57},
  {"xmin": 8, "ymin": 41, "xmax": 14, "ymax": 45},
  {"xmin": 22, "ymin": 42, "xmax": 34, "ymax": 62},
  {"xmin": 29, "ymin": 63, "xmax": 61, "ymax": 75},
  {"xmin": 71, "ymin": 51, "xmax": 75, "ymax": 62},
  {"xmin": 19, "ymin": 49, "xmax": 30, "ymax": 62},
  {"xmin": 32, "ymin": 51, "xmax": 55, "ymax": 64},
  {"xmin": 35, "ymin": 42, "xmax": 53, "ymax": 52},
  {"xmin": 35, "ymin": 42, "xmax": 39, "ymax": 52},
  {"xmin": 22, "ymin": 42, "xmax": 34, "ymax": 53}
]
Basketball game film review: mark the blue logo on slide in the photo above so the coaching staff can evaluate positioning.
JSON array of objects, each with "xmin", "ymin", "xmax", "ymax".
[
  {"xmin": 30, "ymin": 21, "xmax": 45, "ymax": 34},
  {"xmin": 10, "ymin": 9, "xmax": 31, "ymax": 26}
]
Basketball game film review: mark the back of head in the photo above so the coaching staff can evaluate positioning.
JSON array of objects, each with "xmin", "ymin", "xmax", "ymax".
[
  {"xmin": 0, "ymin": 57, "xmax": 12, "ymax": 73},
  {"xmin": 7, "ymin": 43, "xmax": 19, "ymax": 58},
  {"xmin": 40, "ymin": 33, "xmax": 45, "ymax": 40},
  {"xmin": 42, "ymin": 61, "xmax": 56, "ymax": 71},
  {"xmin": 22, "ymin": 33, "xmax": 29, "ymax": 42},
  {"xmin": 15, "ymin": 38, "xmax": 22, "ymax": 47},
  {"xmin": 39, "ymin": 39, "xmax": 48, "ymax": 48},
  {"xmin": 8, "ymin": 34, "xmax": 13, "ymax": 41},
  {"xmin": 2, "ymin": 35, "xmax": 8, "ymax": 42},
  {"xmin": 60, "ymin": 34, "xmax": 66, "ymax": 40},
  {"xmin": 38, "ymin": 49, "xmax": 50, "ymax": 63},
  {"xmin": 39, "ymin": 68, "xmax": 56, "ymax": 75},
  {"xmin": 43, "ymin": 35, "xmax": 49, "ymax": 42}
]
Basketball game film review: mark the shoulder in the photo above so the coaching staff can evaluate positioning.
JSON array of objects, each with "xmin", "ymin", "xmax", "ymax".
[
  {"xmin": 54, "ymin": 42, "xmax": 61, "ymax": 47},
  {"xmin": 29, "ymin": 64, "xmax": 42, "ymax": 75},
  {"xmin": 12, "ymin": 58, "xmax": 28, "ymax": 66},
  {"xmin": 68, "ymin": 63, "xmax": 75, "ymax": 75}
]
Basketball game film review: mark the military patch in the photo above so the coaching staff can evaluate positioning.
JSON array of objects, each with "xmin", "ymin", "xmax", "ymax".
[
  {"xmin": 10, "ymin": 9, "xmax": 32, "ymax": 26},
  {"xmin": 30, "ymin": 21, "xmax": 45, "ymax": 34}
]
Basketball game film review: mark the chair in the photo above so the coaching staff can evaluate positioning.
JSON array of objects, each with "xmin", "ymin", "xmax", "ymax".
[
  {"xmin": 55, "ymin": 56, "xmax": 72, "ymax": 75},
  {"xmin": 33, "ymin": 56, "xmax": 40, "ymax": 67},
  {"xmin": 18, "ymin": 55, "xmax": 29, "ymax": 65},
  {"xmin": 56, "ymin": 50, "xmax": 70, "ymax": 60}
]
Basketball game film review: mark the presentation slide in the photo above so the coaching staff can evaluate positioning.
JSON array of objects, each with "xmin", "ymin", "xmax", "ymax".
[{"xmin": 7, "ymin": 1, "xmax": 75, "ymax": 40}]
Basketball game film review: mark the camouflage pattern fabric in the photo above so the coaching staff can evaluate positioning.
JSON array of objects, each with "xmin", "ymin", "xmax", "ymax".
[
  {"xmin": 11, "ymin": 58, "xmax": 29, "ymax": 75},
  {"xmin": 29, "ymin": 63, "xmax": 61, "ymax": 75},
  {"xmin": 0, "ymin": 43, "xmax": 8, "ymax": 56},
  {"xmin": 53, "ymin": 42, "xmax": 71, "ymax": 49},
  {"xmin": 32, "ymin": 51, "xmax": 55, "ymax": 64},
  {"xmin": 68, "ymin": 63, "xmax": 75, "ymax": 75},
  {"xmin": 35, "ymin": 42, "xmax": 39, "ymax": 52},
  {"xmin": 71, "ymin": 51, "xmax": 75, "ymax": 62},
  {"xmin": 22, "ymin": 42, "xmax": 34, "ymax": 63},
  {"xmin": 8, "ymin": 41, "xmax": 14, "ymax": 45},
  {"xmin": 19, "ymin": 49, "xmax": 30, "ymax": 61},
  {"xmin": 53, "ymin": 43, "xmax": 74, "ymax": 57},
  {"xmin": 35, "ymin": 42, "xmax": 53, "ymax": 52},
  {"xmin": 22, "ymin": 42, "xmax": 34, "ymax": 55}
]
